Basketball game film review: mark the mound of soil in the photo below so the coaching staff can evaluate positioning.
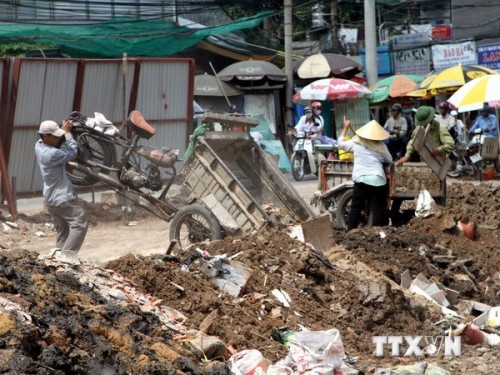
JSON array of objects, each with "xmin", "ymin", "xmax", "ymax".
[
  {"xmin": 107, "ymin": 229, "xmax": 442, "ymax": 368},
  {"xmin": 0, "ymin": 250, "xmax": 228, "ymax": 374}
]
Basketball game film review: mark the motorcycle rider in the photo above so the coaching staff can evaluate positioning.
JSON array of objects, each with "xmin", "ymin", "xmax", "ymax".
[
  {"xmin": 383, "ymin": 103, "xmax": 408, "ymax": 160},
  {"xmin": 469, "ymin": 103, "xmax": 499, "ymax": 138},
  {"xmin": 294, "ymin": 106, "xmax": 324, "ymax": 146},
  {"xmin": 310, "ymin": 101, "xmax": 337, "ymax": 146}
]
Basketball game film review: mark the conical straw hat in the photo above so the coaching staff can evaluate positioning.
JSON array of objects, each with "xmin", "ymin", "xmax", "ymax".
[{"xmin": 355, "ymin": 120, "xmax": 389, "ymax": 141}]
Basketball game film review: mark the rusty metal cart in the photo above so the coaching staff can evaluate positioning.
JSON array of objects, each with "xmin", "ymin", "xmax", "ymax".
[{"xmin": 170, "ymin": 113, "xmax": 316, "ymax": 248}]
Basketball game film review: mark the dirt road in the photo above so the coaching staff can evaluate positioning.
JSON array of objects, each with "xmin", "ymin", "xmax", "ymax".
[{"xmin": 18, "ymin": 175, "xmax": 319, "ymax": 264}]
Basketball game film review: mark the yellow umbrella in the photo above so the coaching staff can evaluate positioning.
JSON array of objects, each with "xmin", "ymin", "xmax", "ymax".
[
  {"xmin": 447, "ymin": 73, "xmax": 500, "ymax": 112},
  {"xmin": 407, "ymin": 73, "xmax": 437, "ymax": 98},
  {"xmin": 407, "ymin": 65, "xmax": 496, "ymax": 97}
]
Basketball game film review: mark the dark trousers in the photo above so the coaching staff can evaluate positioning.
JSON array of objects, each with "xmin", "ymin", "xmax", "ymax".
[
  {"xmin": 348, "ymin": 182, "xmax": 389, "ymax": 230},
  {"xmin": 384, "ymin": 138, "xmax": 403, "ymax": 160}
]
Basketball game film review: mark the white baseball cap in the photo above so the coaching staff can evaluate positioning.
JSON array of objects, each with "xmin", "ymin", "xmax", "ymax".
[
  {"xmin": 38, "ymin": 120, "xmax": 65, "ymax": 137},
  {"xmin": 450, "ymin": 110, "xmax": 458, "ymax": 116}
]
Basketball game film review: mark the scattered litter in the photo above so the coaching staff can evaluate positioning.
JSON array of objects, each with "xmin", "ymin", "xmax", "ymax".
[
  {"xmin": 272, "ymin": 289, "xmax": 292, "ymax": 308},
  {"xmin": 415, "ymin": 189, "xmax": 436, "ymax": 218}
]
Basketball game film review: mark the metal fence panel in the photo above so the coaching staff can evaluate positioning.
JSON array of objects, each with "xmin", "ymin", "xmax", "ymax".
[{"xmin": 80, "ymin": 61, "xmax": 135, "ymax": 122}]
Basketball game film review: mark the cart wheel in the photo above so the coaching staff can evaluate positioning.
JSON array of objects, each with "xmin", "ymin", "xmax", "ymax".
[
  {"xmin": 335, "ymin": 189, "xmax": 372, "ymax": 229},
  {"xmin": 66, "ymin": 127, "xmax": 116, "ymax": 186},
  {"xmin": 169, "ymin": 205, "xmax": 223, "ymax": 249},
  {"xmin": 291, "ymin": 154, "xmax": 305, "ymax": 181}
]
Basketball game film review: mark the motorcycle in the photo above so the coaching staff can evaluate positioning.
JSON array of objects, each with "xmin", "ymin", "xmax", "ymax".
[
  {"xmin": 64, "ymin": 110, "xmax": 182, "ymax": 221},
  {"xmin": 290, "ymin": 130, "xmax": 335, "ymax": 181},
  {"xmin": 447, "ymin": 129, "xmax": 483, "ymax": 180}
]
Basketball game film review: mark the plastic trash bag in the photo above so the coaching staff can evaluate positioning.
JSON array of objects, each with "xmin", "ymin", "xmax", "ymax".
[
  {"xmin": 415, "ymin": 189, "xmax": 436, "ymax": 218},
  {"xmin": 285, "ymin": 329, "xmax": 345, "ymax": 374},
  {"xmin": 229, "ymin": 349, "xmax": 270, "ymax": 375}
]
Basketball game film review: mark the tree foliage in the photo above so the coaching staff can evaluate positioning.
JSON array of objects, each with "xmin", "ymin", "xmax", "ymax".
[{"xmin": 0, "ymin": 42, "xmax": 58, "ymax": 57}]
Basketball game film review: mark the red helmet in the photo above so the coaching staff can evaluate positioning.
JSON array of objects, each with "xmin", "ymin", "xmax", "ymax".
[{"xmin": 311, "ymin": 101, "xmax": 322, "ymax": 109}]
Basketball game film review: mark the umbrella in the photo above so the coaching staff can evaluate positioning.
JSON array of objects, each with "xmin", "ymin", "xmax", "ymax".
[
  {"xmin": 407, "ymin": 65, "xmax": 496, "ymax": 97},
  {"xmin": 218, "ymin": 60, "xmax": 287, "ymax": 82},
  {"xmin": 293, "ymin": 53, "xmax": 363, "ymax": 79},
  {"xmin": 447, "ymin": 74, "xmax": 500, "ymax": 112},
  {"xmin": 292, "ymin": 78, "xmax": 372, "ymax": 105},
  {"xmin": 194, "ymin": 73, "xmax": 243, "ymax": 97},
  {"xmin": 369, "ymin": 74, "xmax": 424, "ymax": 104}
]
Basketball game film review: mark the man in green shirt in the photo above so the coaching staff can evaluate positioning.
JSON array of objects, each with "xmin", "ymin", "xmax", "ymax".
[{"xmin": 397, "ymin": 106, "xmax": 455, "ymax": 164}]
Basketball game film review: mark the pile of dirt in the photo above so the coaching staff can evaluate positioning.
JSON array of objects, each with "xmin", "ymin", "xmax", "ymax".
[
  {"xmin": 0, "ymin": 182, "xmax": 498, "ymax": 373},
  {"xmin": 0, "ymin": 250, "xmax": 228, "ymax": 374},
  {"xmin": 445, "ymin": 182, "xmax": 500, "ymax": 230},
  {"xmin": 107, "ymin": 229, "xmax": 444, "ymax": 366}
]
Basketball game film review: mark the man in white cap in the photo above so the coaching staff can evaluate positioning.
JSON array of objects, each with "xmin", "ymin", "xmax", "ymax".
[
  {"xmin": 34, "ymin": 119, "xmax": 88, "ymax": 264},
  {"xmin": 337, "ymin": 117, "xmax": 393, "ymax": 230}
]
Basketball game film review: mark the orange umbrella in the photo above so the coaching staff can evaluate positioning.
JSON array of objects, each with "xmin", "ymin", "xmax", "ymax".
[{"xmin": 369, "ymin": 74, "xmax": 424, "ymax": 104}]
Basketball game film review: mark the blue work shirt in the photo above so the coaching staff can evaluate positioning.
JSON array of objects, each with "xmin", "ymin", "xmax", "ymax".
[
  {"xmin": 34, "ymin": 134, "xmax": 78, "ymax": 206},
  {"xmin": 469, "ymin": 114, "xmax": 499, "ymax": 138}
]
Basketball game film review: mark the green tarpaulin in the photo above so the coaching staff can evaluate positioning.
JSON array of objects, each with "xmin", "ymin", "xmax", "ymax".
[{"xmin": 0, "ymin": 12, "xmax": 272, "ymax": 58}]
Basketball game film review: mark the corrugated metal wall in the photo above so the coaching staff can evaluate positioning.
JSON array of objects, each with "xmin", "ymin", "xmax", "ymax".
[{"xmin": 5, "ymin": 57, "xmax": 194, "ymax": 194}]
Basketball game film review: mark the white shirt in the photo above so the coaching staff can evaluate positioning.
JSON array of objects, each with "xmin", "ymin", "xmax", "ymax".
[{"xmin": 294, "ymin": 114, "xmax": 324, "ymax": 140}]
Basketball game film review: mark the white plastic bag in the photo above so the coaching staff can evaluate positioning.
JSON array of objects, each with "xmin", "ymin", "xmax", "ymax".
[
  {"xmin": 415, "ymin": 189, "xmax": 436, "ymax": 218},
  {"xmin": 85, "ymin": 112, "xmax": 119, "ymax": 136},
  {"xmin": 286, "ymin": 329, "xmax": 345, "ymax": 374},
  {"xmin": 229, "ymin": 349, "xmax": 270, "ymax": 375}
]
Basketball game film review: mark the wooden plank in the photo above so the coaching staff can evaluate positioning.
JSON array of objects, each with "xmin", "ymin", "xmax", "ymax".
[
  {"xmin": 201, "ymin": 112, "xmax": 259, "ymax": 127},
  {"xmin": 412, "ymin": 126, "xmax": 452, "ymax": 180}
]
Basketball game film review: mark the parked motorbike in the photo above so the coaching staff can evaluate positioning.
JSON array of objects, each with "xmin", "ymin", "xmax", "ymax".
[
  {"xmin": 290, "ymin": 131, "xmax": 335, "ymax": 181},
  {"xmin": 447, "ymin": 129, "xmax": 483, "ymax": 180},
  {"xmin": 64, "ymin": 110, "xmax": 182, "ymax": 221}
]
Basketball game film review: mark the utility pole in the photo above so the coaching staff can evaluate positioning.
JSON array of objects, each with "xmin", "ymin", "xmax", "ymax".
[
  {"xmin": 364, "ymin": 0, "xmax": 378, "ymax": 86},
  {"xmin": 330, "ymin": 0, "xmax": 340, "ymax": 53},
  {"xmin": 284, "ymin": 0, "xmax": 294, "ymax": 127}
]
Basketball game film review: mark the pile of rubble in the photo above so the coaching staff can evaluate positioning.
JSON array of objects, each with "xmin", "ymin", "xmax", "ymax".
[{"xmin": 0, "ymin": 182, "xmax": 497, "ymax": 374}]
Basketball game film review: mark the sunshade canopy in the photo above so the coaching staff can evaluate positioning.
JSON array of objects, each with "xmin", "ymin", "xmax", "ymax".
[
  {"xmin": 407, "ymin": 65, "xmax": 496, "ymax": 97},
  {"xmin": 292, "ymin": 78, "xmax": 372, "ymax": 105},
  {"xmin": 194, "ymin": 73, "xmax": 243, "ymax": 97},
  {"xmin": 369, "ymin": 74, "xmax": 424, "ymax": 104},
  {"xmin": 293, "ymin": 53, "xmax": 363, "ymax": 79},
  {"xmin": 218, "ymin": 60, "xmax": 287, "ymax": 82},
  {"xmin": 447, "ymin": 74, "xmax": 500, "ymax": 112}
]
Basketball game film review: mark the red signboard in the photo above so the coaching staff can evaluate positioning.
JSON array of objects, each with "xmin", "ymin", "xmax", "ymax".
[{"xmin": 432, "ymin": 25, "xmax": 452, "ymax": 40}]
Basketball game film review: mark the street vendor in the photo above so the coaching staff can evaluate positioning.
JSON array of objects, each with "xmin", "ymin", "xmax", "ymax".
[
  {"xmin": 337, "ymin": 117, "xmax": 393, "ymax": 230},
  {"xmin": 397, "ymin": 106, "xmax": 454, "ymax": 165}
]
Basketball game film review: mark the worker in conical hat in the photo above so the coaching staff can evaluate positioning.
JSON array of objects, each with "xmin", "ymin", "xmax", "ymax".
[{"xmin": 337, "ymin": 117, "xmax": 393, "ymax": 230}]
